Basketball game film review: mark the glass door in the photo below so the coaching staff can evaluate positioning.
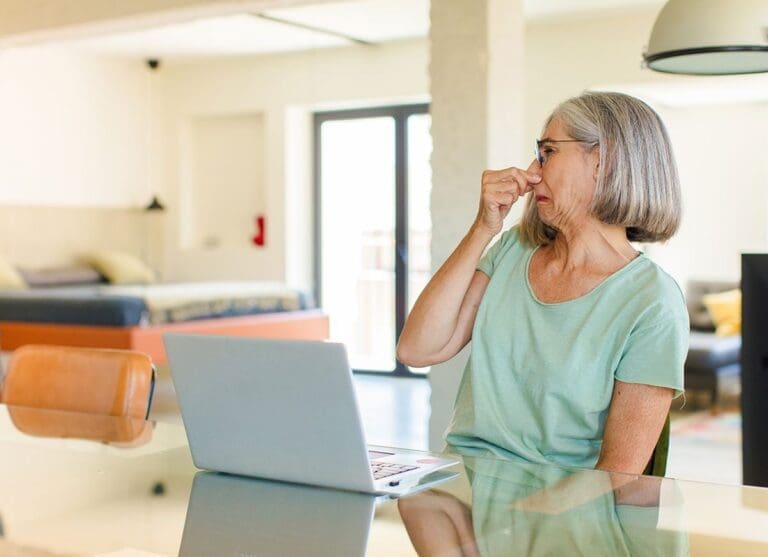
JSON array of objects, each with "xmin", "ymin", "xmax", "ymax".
[
  {"xmin": 314, "ymin": 105, "xmax": 431, "ymax": 375},
  {"xmin": 405, "ymin": 112, "xmax": 432, "ymax": 375}
]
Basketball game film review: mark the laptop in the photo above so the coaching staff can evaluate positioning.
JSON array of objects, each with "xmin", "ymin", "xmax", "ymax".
[
  {"xmin": 180, "ymin": 471, "xmax": 376, "ymax": 557},
  {"xmin": 164, "ymin": 334, "xmax": 458, "ymax": 496}
]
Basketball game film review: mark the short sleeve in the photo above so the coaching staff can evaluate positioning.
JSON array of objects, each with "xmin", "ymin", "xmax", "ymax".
[
  {"xmin": 614, "ymin": 310, "xmax": 689, "ymax": 398},
  {"xmin": 477, "ymin": 227, "xmax": 519, "ymax": 278}
]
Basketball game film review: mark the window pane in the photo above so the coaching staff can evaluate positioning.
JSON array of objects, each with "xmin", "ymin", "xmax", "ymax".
[
  {"xmin": 406, "ymin": 113, "xmax": 432, "ymax": 375},
  {"xmin": 320, "ymin": 117, "xmax": 396, "ymax": 371}
]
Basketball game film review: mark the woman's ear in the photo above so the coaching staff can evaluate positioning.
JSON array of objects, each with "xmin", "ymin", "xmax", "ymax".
[{"xmin": 587, "ymin": 146, "xmax": 600, "ymax": 181}]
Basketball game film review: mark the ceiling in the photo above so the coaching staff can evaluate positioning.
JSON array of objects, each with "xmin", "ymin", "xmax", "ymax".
[
  {"xmin": 601, "ymin": 74, "xmax": 768, "ymax": 107},
  {"xmin": 526, "ymin": 0, "xmax": 663, "ymax": 20},
  {"xmin": 38, "ymin": 0, "xmax": 768, "ymax": 107},
  {"xmin": 46, "ymin": 0, "xmax": 666, "ymax": 60}
]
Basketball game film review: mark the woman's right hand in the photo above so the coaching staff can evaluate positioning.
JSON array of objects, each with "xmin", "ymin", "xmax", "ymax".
[{"xmin": 473, "ymin": 166, "xmax": 542, "ymax": 236}]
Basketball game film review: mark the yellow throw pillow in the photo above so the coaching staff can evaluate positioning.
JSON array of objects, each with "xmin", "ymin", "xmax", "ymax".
[
  {"xmin": 84, "ymin": 251, "xmax": 156, "ymax": 285},
  {"xmin": 0, "ymin": 255, "xmax": 27, "ymax": 289},
  {"xmin": 702, "ymin": 289, "xmax": 741, "ymax": 336}
]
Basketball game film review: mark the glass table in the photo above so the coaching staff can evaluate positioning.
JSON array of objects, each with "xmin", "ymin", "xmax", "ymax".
[{"xmin": 0, "ymin": 404, "xmax": 766, "ymax": 556}]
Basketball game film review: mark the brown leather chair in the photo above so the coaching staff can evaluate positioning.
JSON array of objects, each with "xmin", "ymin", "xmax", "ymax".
[{"xmin": 0, "ymin": 345, "xmax": 155, "ymax": 419}]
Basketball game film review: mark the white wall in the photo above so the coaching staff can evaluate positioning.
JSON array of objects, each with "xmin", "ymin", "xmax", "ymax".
[
  {"xmin": 648, "ymin": 103, "xmax": 768, "ymax": 286},
  {"xmin": 157, "ymin": 38, "xmax": 429, "ymax": 284},
  {"xmin": 0, "ymin": 47, "xmax": 153, "ymax": 208},
  {"xmin": 0, "ymin": 205, "xmax": 148, "ymax": 268},
  {"xmin": 182, "ymin": 113, "xmax": 266, "ymax": 251},
  {"xmin": 524, "ymin": 8, "xmax": 667, "ymax": 153}
]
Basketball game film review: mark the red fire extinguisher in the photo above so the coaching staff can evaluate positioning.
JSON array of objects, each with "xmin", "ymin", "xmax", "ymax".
[{"xmin": 252, "ymin": 214, "xmax": 266, "ymax": 247}]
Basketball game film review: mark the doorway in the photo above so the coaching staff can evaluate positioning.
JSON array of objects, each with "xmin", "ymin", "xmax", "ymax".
[{"xmin": 314, "ymin": 104, "xmax": 431, "ymax": 376}]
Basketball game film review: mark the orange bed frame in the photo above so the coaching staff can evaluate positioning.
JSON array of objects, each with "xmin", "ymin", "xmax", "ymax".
[{"xmin": 0, "ymin": 309, "xmax": 329, "ymax": 364}]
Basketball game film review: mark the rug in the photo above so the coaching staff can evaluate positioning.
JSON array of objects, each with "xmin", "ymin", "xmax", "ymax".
[{"xmin": 670, "ymin": 410, "xmax": 741, "ymax": 446}]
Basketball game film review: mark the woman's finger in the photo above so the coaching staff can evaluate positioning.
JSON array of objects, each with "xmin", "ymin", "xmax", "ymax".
[
  {"xmin": 486, "ymin": 191, "xmax": 517, "ymax": 208},
  {"xmin": 490, "ymin": 177, "xmax": 532, "ymax": 197},
  {"xmin": 487, "ymin": 166, "xmax": 542, "ymax": 184}
]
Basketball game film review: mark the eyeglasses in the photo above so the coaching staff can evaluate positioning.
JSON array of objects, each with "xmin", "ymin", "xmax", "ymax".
[{"xmin": 535, "ymin": 139, "xmax": 597, "ymax": 166}]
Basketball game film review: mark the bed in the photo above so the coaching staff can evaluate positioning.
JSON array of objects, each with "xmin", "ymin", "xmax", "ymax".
[{"xmin": 0, "ymin": 281, "xmax": 329, "ymax": 363}]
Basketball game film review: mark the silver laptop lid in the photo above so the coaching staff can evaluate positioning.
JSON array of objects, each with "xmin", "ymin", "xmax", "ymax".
[
  {"xmin": 164, "ymin": 334, "xmax": 375, "ymax": 493},
  {"xmin": 180, "ymin": 471, "xmax": 376, "ymax": 557}
]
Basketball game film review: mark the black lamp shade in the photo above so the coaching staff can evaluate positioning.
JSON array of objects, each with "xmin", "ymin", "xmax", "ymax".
[{"xmin": 145, "ymin": 195, "xmax": 166, "ymax": 212}]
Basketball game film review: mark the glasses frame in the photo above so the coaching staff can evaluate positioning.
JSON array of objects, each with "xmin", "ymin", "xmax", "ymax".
[{"xmin": 535, "ymin": 139, "xmax": 597, "ymax": 166}]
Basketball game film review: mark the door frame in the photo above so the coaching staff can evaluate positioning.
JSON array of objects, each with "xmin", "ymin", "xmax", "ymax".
[{"xmin": 313, "ymin": 103, "xmax": 429, "ymax": 377}]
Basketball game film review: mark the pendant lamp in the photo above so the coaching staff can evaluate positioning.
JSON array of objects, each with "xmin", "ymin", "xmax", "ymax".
[{"xmin": 644, "ymin": 0, "xmax": 768, "ymax": 75}]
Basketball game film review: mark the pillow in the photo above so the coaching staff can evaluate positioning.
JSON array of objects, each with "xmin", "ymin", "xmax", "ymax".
[
  {"xmin": 702, "ymin": 289, "xmax": 741, "ymax": 337},
  {"xmin": 20, "ymin": 265, "xmax": 105, "ymax": 288},
  {"xmin": 686, "ymin": 280, "xmax": 739, "ymax": 331},
  {"xmin": 83, "ymin": 251, "xmax": 156, "ymax": 285},
  {"xmin": 0, "ymin": 255, "xmax": 27, "ymax": 290}
]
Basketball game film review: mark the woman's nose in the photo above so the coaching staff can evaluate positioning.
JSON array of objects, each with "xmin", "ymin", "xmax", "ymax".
[{"xmin": 527, "ymin": 158, "xmax": 541, "ymax": 174}]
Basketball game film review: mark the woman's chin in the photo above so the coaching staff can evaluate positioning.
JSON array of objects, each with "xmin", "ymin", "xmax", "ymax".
[
  {"xmin": 536, "ymin": 211, "xmax": 563, "ymax": 232},
  {"xmin": 536, "ymin": 208, "xmax": 552, "ymax": 225}
]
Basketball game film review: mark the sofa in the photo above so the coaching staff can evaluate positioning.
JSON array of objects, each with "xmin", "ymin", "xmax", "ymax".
[{"xmin": 684, "ymin": 280, "xmax": 741, "ymax": 411}]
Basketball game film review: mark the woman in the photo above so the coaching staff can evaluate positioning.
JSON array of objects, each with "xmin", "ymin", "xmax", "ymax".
[{"xmin": 397, "ymin": 91, "xmax": 688, "ymax": 475}]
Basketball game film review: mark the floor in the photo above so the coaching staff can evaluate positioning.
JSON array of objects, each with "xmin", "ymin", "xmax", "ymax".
[
  {"xmin": 152, "ymin": 371, "xmax": 743, "ymax": 486},
  {"xmin": 668, "ymin": 383, "xmax": 743, "ymax": 485}
]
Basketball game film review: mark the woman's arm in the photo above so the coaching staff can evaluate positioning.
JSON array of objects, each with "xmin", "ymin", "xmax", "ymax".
[
  {"xmin": 396, "ymin": 234, "xmax": 491, "ymax": 368},
  {"xmin": 396, "ymin": 167, "xmax": 540, "ymax": 368},
  {"xmin": 596, "ymin": 380, "xmax": 673, "ymax": 475},
  {"xmin": 398, "ymin": 490, "xmax": 480, "ymax": 557}
]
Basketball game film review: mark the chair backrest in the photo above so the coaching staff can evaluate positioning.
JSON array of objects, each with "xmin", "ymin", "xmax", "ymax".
[
  {"xmin": 644, "ymin": 414, "xmax": 671, "ymax": 477},
  {"xmin": 1, "ymin": 345, "xmax": 155, "ymax": 419}
]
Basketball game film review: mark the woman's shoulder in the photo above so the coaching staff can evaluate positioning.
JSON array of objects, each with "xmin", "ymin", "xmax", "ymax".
[
  {"xmin": 477, "ymin": 226, "xmax": 532, "ymax": 278},
  {"xmin": 494, "ymin": 225, "xmax": 533, "ymax": 252},
  {"xmin": 497, "ymin": 225, "xmax": 521, "ymax": 244},
  {"xmin": 625, "ymin": 255, "xmax": 688, "ymax": 328},
  {"xmin": 482, "ymin": 226, "xmax": 525, "ymax": 260}
]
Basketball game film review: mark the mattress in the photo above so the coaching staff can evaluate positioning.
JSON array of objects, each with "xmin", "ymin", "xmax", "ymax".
[{"xmin": 0, "ymin": 282, "xmax": 314, "ymax": 327}]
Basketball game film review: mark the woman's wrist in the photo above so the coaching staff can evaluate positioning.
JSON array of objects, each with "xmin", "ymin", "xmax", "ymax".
[{"xmin": 468, "ymin": 221, "xmax": 499, "ymax": 244}]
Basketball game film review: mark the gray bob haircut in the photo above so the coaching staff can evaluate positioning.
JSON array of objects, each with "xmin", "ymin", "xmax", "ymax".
[{"xmin": 520, "ymin": 91, "xmax": 682, "ymax": 246}]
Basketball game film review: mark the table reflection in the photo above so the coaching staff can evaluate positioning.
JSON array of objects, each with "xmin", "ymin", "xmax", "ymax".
[
  {"xmin": 399, "ymin": 456, "xmax": 689, "ymax": 556},
  {"xmin": 180, "ymin": 472, "xmax": 377, "ymax": 557},
  {"xmin": 6, "ymin": 405, "xmax": 154, "ymax": 446}
]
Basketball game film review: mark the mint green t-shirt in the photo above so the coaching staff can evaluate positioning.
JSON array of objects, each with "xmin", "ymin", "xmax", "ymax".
[{"xmin": 445, "ymin": 227, "xmax": 689, "ymax": 469}]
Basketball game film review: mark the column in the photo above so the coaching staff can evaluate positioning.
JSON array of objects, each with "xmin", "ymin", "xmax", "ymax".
[{"xmin": 428, "ymin": 0, "xmax": 525, "ymax": 449}]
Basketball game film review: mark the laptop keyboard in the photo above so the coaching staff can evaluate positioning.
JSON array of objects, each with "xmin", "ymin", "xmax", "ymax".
[{"xmin": 370, "ymin": 461, "xmax": 419, "ymax": 480}]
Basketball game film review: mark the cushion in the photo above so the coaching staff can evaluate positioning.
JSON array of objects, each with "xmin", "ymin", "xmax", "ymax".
[
  {"xmin": 686, "ymin": 280, "xmax": 739, "ymax": 331},
  {"xmin": 0, "ymin": 255, "xmax": 27, "ymax": 290},
  {"xmin": 20, "ymin": 265, "xmax": 105, "ymax": 288},
  {"xmin": 703, "ymin": 288, "xmax": 741, "ymax": 336},
  {"xmin": 685, "ymin": 331, "xmax": 741, "ymax": 373},
  {"xmin": 83, "ymin": 251, "xmax": 156, "ymax": 285}
]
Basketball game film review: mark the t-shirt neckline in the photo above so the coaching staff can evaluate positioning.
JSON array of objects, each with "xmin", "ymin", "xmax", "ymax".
[{"xmin": 524, "ymin": 244, "xmax": 645, "ymax": 307}]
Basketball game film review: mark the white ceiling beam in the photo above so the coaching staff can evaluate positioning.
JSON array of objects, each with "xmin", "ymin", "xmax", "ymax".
[{"xmin": 0, "ymin": 0, "xmax": 346, "ymax": 46}]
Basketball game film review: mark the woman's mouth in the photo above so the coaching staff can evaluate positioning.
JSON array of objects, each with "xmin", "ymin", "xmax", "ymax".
[{"xmin": 535, "ymin": 195, "xmax": 549, "ymax": 203}]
